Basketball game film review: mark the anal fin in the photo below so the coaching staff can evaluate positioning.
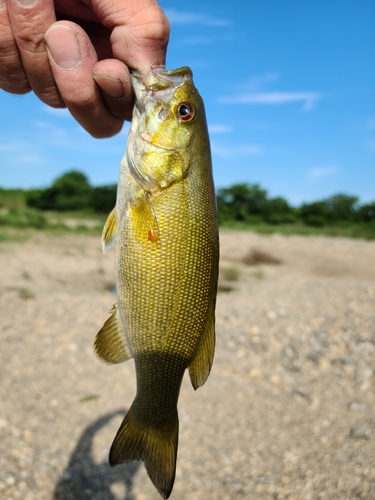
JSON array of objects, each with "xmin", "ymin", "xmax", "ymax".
[
  {"xmin": 188, "ymin": 301, "xmax": 216, "ymax": 390},
  {"xmin": 94, "ymin": 304, "xmax": 132, "ymax": 364}
]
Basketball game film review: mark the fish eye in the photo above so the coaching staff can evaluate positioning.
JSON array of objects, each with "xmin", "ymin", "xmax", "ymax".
[{"xmin": 177, "ymin": 102, "xmax": 195, "ymax": 122}]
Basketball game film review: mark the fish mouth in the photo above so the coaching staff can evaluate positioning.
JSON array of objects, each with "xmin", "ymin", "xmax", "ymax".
[{"xmin": 131, "ymin": 66, "xmax": 193, "ymax": 92}]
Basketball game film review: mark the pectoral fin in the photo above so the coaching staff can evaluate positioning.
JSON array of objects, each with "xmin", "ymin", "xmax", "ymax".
[
  {"xmin": 188, "ymin": 301, "xmax": 216, "ymax": 390},
  {"xmin": 94, "ymin": 304, "xmax": 132, "ymax": 364},
  {"xmin": 102, "ymin": 207, "xmax": 117, "ymax": 253},
  {"xmin": 131, "ymin": 192, "xmax": 159, "ymax": 243}
]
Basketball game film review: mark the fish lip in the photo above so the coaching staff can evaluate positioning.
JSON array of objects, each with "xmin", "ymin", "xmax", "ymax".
[{"xmin": 131, "ymin": 66, "xmax": 193, "ymax": 92}]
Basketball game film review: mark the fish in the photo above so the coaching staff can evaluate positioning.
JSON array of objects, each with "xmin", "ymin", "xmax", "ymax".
[{"xmin": 94, "ymin": 66, "xmax": 219, "ymax": 499}]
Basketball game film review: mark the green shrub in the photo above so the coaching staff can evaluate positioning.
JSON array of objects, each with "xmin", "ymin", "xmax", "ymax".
[
  {"xmin": 90, "ymin": 185, "xmax": 117, "ymax": 213},
  {"xmin": 303, "ymin": 215, "xmax": 326, "ymax": 227},
  {"xmin": 27, "ymin": 170, "xmax": 92, "ymax": 211},
  {"xmin": 0, "ymin": 207, "xmax": 47, "ymax": 228}
]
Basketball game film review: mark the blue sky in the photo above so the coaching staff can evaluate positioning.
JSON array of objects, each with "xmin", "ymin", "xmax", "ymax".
[{"xmin": 0, "ymin": 0, "xmax": 374, "ymax": 205}]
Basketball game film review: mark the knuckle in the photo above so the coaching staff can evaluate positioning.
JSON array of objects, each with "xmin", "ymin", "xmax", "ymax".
[
  {"xmin": 141, "ymin": 10, "xmax": 170, "ymax": 44},
  {"xmin": 89, "ymin": 119, "xmax": 123, "ymax": 139},
  {"xmin": 148, "ymin": 16, "xmax": 170, "ymax": 43},
  {"xmin": 0, "ymin": 80, "xmax": 31, "ymax": 94},
  {"xmin": 37, "ymin": 88, "xmax": 65, "ymax": 108},
  {"xmin": 14, "ymin": 25, "xmax": 45, "ymax": 53},
  {"xmin": 64, "ymin": 89, "xmax": 124, "ymax": 138},
  {"xmin": 69, "ymin": 87, "xmax": 98, "ymax": 109},
  {"xmin": 0, "ymin": 60, "xmax": 31, "ymax": 94},
  {"xmin": 102, "ymin": 95, "xmax": 134, "ymax": 122}
]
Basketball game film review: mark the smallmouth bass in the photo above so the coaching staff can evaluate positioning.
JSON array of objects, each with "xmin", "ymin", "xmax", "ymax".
[{"xmin": 95, "ymin": 66, "xmax": 219, "ymax": 499}]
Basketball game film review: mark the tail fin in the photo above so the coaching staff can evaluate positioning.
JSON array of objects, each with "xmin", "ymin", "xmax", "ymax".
[{"xmin": 109, "ymin": 405, "xmax": 179, "ymax": 499}]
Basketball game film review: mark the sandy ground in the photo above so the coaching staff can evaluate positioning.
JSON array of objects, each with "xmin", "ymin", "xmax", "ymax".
[{"xmin": 0, "ymin": 230, "xmax": 375, "ymax": 500}]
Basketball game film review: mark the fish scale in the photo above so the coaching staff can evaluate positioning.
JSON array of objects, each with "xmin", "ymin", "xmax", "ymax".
[{"xmin": 95, "ymin": 66, "xmax": 219, "ymax": 499}]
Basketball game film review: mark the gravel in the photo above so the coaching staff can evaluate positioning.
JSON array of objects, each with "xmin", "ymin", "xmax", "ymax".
[{"xmin": 1, "ymin": 230, "xmax": 375, "ymax": 500}]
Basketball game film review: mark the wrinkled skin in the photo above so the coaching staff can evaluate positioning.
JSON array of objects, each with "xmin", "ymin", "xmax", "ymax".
[{"xmin": 0, "ymin": 0, "xmax": 169, "ymax": 137}]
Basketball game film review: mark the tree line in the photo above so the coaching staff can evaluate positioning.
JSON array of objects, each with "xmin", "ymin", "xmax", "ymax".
[
  {"xmin": 26, "ymin": 170, "xmax": 117, "ymax": 214},
  {"xmin": 217, "ymin": 183, "xmax": 375, "ymax": 227},
  {"xmin": 3, "ymin": 170, "xmax": 375, "ymax": 227}
]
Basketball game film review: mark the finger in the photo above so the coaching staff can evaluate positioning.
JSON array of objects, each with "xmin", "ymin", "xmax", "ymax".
[
  {"xmin": 93, "ymin": 59, "xmax": 133, "ymax": 122},
  {"xmin": 5, "ymin": 0, "xmax": 64, "ymax": 107},
  {"xmin": 92, "ymin": 0, "xmax": 170, "ymax": 74},
  {"xmin": 0, "ymin": 1, "xmax": 30, "ymax": 94},
  {"xmin": 45, "ymin": 21, "xmax": 124, "ymax": 138}
]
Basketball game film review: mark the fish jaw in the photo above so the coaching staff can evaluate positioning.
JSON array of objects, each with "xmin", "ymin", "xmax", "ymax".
[{"xmin": 123, "ymin": 66, "xmax": 204, "ymax": 196}]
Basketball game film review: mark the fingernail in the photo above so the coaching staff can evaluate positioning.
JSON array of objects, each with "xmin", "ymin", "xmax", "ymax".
[
  {"xmin": 45, "ymin": 25, "xmax": 80, "ymax": 70},
  {"xmin": 16, "ymin": 0, "xmax": 38, "ymax": 6},
  {"xmin": 93, "ymin": 75, "xmax": 124, "ymax": 98}
]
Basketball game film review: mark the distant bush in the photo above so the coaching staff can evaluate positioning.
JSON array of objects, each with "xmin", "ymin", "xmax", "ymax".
[
  {"xmin": 325, "ymin": 194, "xmax": 359, "ymax": 223},
  {"xmin": 299, "ymin": 201, "xmax": 329, "ymax": 226},
  {"xmin": 0, "ymin": 188, "xmax": 27, "ymax": 208},
  {"xmin": 217, "ymin": 183, "xmax": 295, "ymax": 225},
  {"xmin": 90, "ymin": 185, "xmax": 117, "ymax": 213},
  {"xmin": 357, "ymin": 202, "xmax": 375, "ymax": 222},
  {"xmin": 263, "ymin": 197, "xmax": 297, "ymax": 224},
  {"xmin": 299, "ymin": 194, "xmax": 361, "ymax": 226},
  {"xmin": 0, "ymin": 207, "xmax": 47, "ymax": 228},
  {"xmin": 27, "ymin": 170, "xmax": 92, "ymax": 211},
  {"xmin": 27, "ymin": 171, "xmax": 117, "ymax": 213}
]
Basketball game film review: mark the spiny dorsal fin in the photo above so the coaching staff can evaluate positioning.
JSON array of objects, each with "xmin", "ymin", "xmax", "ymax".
[
  {"xmin": 188, "ymin": 300, "xmax": 216, "ymax": 390},
  {"xmin": 102, "ymin": 207, "xmax": 117, "ymax": 253},
  {"xmin": 94, "ymin": 304, "xmax": 132, "ymax": 364}
]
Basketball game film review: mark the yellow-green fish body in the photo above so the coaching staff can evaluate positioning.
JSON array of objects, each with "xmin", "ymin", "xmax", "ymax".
[{"xmin": 95, "ymin": 66, "xmax": 219, "ymax": 499}]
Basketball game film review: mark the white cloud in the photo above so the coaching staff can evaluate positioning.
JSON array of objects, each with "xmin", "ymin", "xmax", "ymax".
[
  {"xmin": 17, "ymin": 153, "xmax": 45, "ymax": 165},
  {"xmin": 208, "ymin": 124, "xmax": 232, "ymax": 134},
  {"xmin": 220, "ymin": 72, "xmax": 322, "ymax": 111},
  {"xmin": 219, "ymin": 91, "xmax": 321, "ymax": 111},
  {"xmin": 179, "ymin": 35, "xmax": 218, "ymax": 45},
  {"xmin": 307, "ymin": 166, "xmax": 339, "ymax": 179},
  {"xmin": 0, "ymin": 141, "xmax": 45, "ymax": 165},
  {"xmin": 242, "ymin": 72, "xmax": 280, "ymax": 91},
  {"xmin": 0, "ymin": 141, "xmax": 28, "ymax": 152},
  {"xmin": 42, "ymin": 104, "xmax": 72, "ymax": 118},
  {"xmin": 165, "ymin": 9, "xmax": 232, "ymax": 26},
  {"xmin": 211, "ymin": 141, "xmax": 263, "ymax": 158}
]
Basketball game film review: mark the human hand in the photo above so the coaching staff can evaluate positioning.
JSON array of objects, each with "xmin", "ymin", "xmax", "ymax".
[{"xmin": 0, "ymin": 0, "xmax": 169, "ymax": 137}]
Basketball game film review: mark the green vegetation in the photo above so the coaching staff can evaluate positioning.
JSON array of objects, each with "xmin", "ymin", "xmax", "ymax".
[
  {"xmin": 18, "ymin": 287, "xmax": 35, "ymax": 300},
  {"xmin": 220, "ymin": 266, "xmax": 240, "ymax": 281},
  {"xmin": 26, "ymin": 170, "xmax": 116, "ymax": 213},
  {"xmin": 80, "ymin": 394, "xmax": 100, "ymax": 403},
  {"xmin": 0, "ymin": 206, "xmax": 47, "ymax": 229},
  {"xmin": 217, "ymin": 183, "xmax": 375, "ymax": 239},
  {"xmin": 0, "ymin": 171, "xmax": 110, "ymax": 236},
  {"xmin": 0, "ymin": 172, "xmax": 374, "ymax": 240}
]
